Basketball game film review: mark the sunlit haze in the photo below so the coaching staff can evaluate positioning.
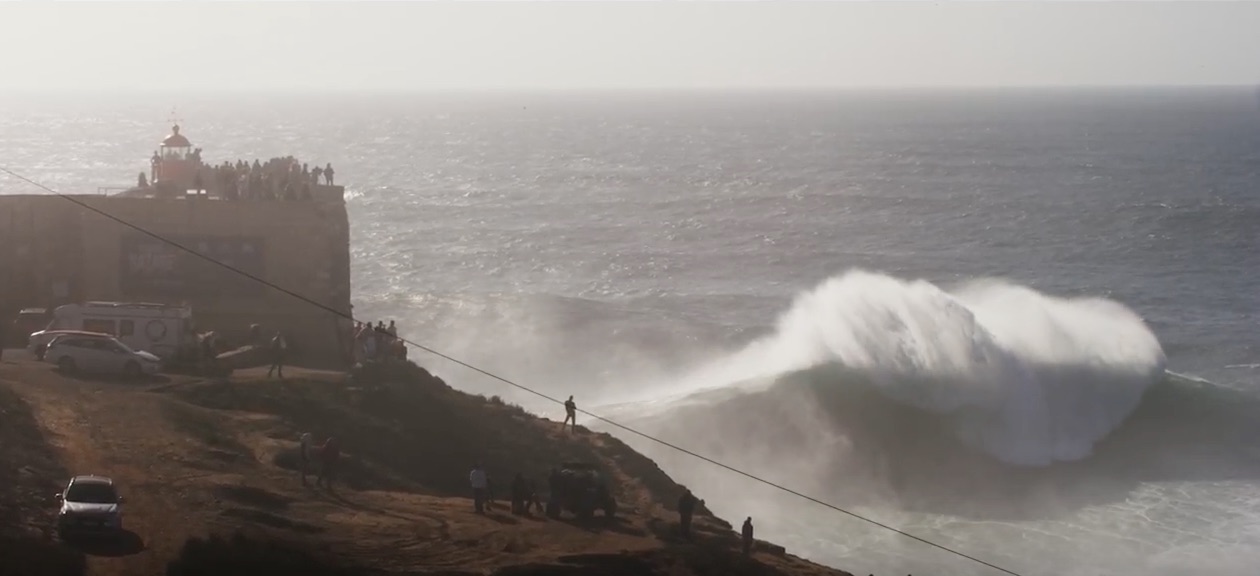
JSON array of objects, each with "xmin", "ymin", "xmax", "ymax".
[{"xmin": 1, "ymin": 1, "xmax": 1258, "ymax": 92}]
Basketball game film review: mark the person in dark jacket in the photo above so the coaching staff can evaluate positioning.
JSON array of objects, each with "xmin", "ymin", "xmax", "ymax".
[
  {"xmin": 562, "ymin": 396, "xmax": 577, "ymax": 433},
  {"xmin": 546, "ymin": 468, "xmax": 561, "ymax": 518},
  {"xmin": 742, "ymin": 517, "xmax": 755, "ymax": 556},
  {"xmin": 268, "ymin": 331, "xmax": 287, "ymax": 379},
  {"xmin": 317, "ymin": 436, "xmax": 340, "ymax": 489},
  {"xmin": 510, "ymin": 473, "xmax": 528, "ymax": 515},
  {"xmin": 525, "ymin": 478, "xmax": 542, "ymax": 515},
  {"xmin": 678, "ymin": 489, "xmax": 698, "ymax": 539}
]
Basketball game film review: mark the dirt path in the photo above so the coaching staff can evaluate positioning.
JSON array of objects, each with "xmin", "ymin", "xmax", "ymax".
[
  {"xmin": 1, "ymin": 360, "xmax": 218, "ymax": 576},
  {"xmin": 0, "ymin": 360, "xmax": 663, "ymax": 575}
]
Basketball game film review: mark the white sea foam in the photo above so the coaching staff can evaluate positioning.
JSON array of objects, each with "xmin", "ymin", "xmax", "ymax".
[{"xmin": 656, "ymin": 270, "xmax": 1167, "ymax": 466}]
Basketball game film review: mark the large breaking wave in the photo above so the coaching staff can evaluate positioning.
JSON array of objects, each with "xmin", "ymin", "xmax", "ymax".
[{"xmin": 627, "ymin": 270, "xmax": 1168, "ymax": 467}]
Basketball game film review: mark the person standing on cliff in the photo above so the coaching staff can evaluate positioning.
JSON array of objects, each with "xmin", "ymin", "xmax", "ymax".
[
  {"xmin": 316, "ymin": 436, "xmax": 340, "ymax": 490},
  {"xmin": 470, "ymin": 463, "xmax": 488, "ymax": 514},
  {"xmin": 678, "ymin": 489, "xmax": 698, "ymax": 539},
  {"xmin": 298, "ymin": 432, "xmax": 312, "ymax": 485},
  {"xmin": 268, "ymin": 331, "xmax": 287, "ymax": 379},
  {"xmin": 562, "ymin": 395, "xmax": 577, "ymax": 433},
  {"xmin": 741, "ymin": 517, "xmax": 754, "ymax": 556},
  {"xmin": 324, "ymin": 163, "xmax": 335, "ymax": 185}
]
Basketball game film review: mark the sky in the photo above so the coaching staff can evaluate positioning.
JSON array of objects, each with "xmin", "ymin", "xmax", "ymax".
[{"xmin": 0, "ymin": 1, "xmax": 1258, "ymax": 92}]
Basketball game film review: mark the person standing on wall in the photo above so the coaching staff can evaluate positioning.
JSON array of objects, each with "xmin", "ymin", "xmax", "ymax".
[{"xmin": 742, "ymin": 517, "xmax": 755, "ymax": 556}]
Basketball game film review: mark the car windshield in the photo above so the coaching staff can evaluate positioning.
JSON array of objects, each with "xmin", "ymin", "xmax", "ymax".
[{"xmin": 65, "ymin": 482, "xmax": 118, "ymax": 504}]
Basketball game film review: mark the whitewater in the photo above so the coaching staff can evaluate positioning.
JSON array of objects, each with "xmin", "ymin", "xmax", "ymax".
[
  {"xmin": 593, "ymin": 271, "xmax": 1256, "ymax": 576},
  {"xmin": 3, "ymin": 89, "xmax": 1258, "ymax": 575},
  {"xmin": 615, "ymin": 270, "xmax": 1167, "ymax": 467}
]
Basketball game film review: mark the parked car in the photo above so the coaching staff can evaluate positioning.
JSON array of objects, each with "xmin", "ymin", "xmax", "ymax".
[
  {"xmin": 29, "ymin": 330, "xmax": 112, "ymax": 361},
  {"xmin": 56, "ymin": 475, "xmax": 124, "ymax": 539},
  {"xmin": 546, "ymin": 462, "xmax": 618, "ymax": 520},
  {"xmin": 44, "ymin": 333, "xmax": 161, "ymax": 378}
]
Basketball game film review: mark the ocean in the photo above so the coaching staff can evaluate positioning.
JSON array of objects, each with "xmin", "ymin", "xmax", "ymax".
[{"xmin": 2, "ymin": 88, "xmax": 1258, "ymax": 575}]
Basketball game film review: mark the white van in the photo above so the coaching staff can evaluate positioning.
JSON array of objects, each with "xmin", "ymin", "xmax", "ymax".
[{"xmin": 31, "ymin": 302, "xmax": 194, "ymax": 361}]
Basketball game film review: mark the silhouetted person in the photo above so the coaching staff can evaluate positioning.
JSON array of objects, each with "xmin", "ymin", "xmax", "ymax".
[
  {"xmin": 317, "ymin": 436, "xmax": 340, "ymax": 489},
  {"xmin": 324, "ymin": 163, "xmax": 335, "ymax": 185},
  {"xmin": 268, "ymin": 331, "xmax": 287, "ymax": 379},
  {"xmin": 563, "ymin": 395, "xmax": 577, "ymax": 432},
  {"xmin": 312, "ymin": 166, "xmax": 323, "ymax": 184},
  {"xmin": 470, "ymin": 463, "xmax": 488, "ymax": 513},
  {"xmin": 511, "ymin": 473, "xmax": 528, "ymax": 515},
  {"xmin": 742, "ymin": 517, "xmax": 754, "ymax": 556},
  {"xmin": 193, "ymin": 172, "xmax": 203, "ymax": 195},
  {"xmin": 678, "ymin": 489, "xmax": 698, "ymax": 539},
  {"xmin": 525, "ymin": 478, "xmax": 542, "ymax": 515},
  {"xmin": 299, "ymin": 432, "xmax": 312, "ymax": 485},
  {"xmin": 138, "ymin": 172, "xmax": 148, "ymax": 188}
]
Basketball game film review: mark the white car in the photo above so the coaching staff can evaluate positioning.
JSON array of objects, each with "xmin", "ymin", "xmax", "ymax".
[
  {"xmin": 56, "ymin": 475, "xmax": 125, "ymax": 539},
  {"xmin": 44, "ymin": 333, "xmax": 161, "ymax": 378}
]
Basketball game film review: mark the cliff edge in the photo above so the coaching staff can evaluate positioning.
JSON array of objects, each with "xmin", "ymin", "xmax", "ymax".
[{"xmin": 0, "ymin": 355, "xmax": 851, "ymax": 576}]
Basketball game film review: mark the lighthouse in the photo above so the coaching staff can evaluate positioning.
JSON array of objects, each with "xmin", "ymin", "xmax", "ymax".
[{"xmin": 149, "ymin": 124, "xmax": 203, "ymax": 195}]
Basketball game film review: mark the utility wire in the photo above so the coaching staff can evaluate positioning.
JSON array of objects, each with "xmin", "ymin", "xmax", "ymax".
[{"xmin": 0, "ymin": 166, "xmax": 1023, "ymax": 576}]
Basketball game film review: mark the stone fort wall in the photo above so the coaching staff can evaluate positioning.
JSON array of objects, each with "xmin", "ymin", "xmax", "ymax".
[{"xmin": 0, "ymin": 192, "xmax": 352, "ymax": 367}]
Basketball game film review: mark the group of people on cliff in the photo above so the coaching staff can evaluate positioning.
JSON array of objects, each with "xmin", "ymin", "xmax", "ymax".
[
  {"xmin": 294, "ymin": 395, "xmax": 759, "ymax": 561},
  {"xmin": 147, "ymin": 153, "xmax": 337, "ymax": 201},
  {"xmin": 209, "ymin": 157, "xmax": 336, "ymax": 201},
  {"xmin": 353, "ymin": 320, "xmax": 404, "ymax": 363},
  {"xmin": 465, "ymin": 464, "xmax": 758, "ymax": 556},
  {"xmin": 298, "ymin": 432, "xmax": 341, "ymax": 488}
]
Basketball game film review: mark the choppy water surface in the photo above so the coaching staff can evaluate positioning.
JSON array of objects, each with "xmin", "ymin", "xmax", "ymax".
[{"xmin": 2, "ymin": 89, "xmax": 1258, "ymax": 575}]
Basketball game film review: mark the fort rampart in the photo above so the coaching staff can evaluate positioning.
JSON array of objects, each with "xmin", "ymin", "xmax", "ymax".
[{"xmin": 1, "ymin": 191, "xmax": 352, "ymax": 367}]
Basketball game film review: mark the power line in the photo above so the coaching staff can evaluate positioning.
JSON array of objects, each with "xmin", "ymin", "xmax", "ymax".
[{"xmin": 0, "ymin": 166, "xmax": 1023, "ymax": 576}]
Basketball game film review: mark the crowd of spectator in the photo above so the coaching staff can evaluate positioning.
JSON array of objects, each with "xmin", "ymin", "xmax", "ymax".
[{"xmin": 205, "ymin": 157, "xmax": 336, "ymax": 201}]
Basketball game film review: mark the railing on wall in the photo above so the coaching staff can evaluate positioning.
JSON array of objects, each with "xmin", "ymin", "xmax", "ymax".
[{"xmin": 96, "ymin": 187, "xmax": 132, "ymax": 196}]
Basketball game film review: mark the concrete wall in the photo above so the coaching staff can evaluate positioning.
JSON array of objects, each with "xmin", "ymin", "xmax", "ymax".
[{"xmin": 0, "ymin": 194, "xmax": 352, "ymax": 367}]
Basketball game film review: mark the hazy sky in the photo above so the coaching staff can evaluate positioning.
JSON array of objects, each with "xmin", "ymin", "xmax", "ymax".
[{"xmin": 1, "ymin": 1, "xmax": 1257, "ymax": 92}]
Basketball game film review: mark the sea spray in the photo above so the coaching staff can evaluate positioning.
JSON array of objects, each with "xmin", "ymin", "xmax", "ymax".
[{"xmin": 631, "ymin": 270, "xmax": 1167, "ymax": 467}]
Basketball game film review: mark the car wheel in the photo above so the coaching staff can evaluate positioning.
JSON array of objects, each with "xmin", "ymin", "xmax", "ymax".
[
  {"xmin": 57, "ymin": 357, "xmax": 77, "ymax": 373},
  {"xmin": 123, "ymin": 361, "xmax": 142, "ymax": 379}
]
